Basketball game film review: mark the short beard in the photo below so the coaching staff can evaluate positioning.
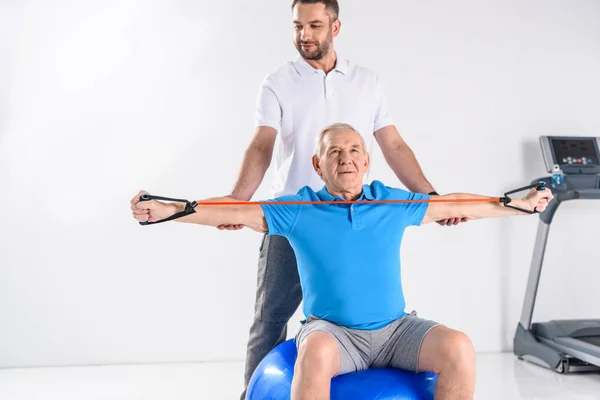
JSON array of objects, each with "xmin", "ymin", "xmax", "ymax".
[{"xmin": 295, "ymin": 30, "xmax": 333, "ymax": 61}]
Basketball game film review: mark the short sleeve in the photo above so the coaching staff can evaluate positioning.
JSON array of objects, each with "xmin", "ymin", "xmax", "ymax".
[
  {"xmin": 372, "ymin": 181, "xmax": 429, "ymax": 226},
  {"xmin": 259, "ymin": 193, "xmax": 303, "ymax": 237},
  {"xmin": 403, "ymin": 191, "xmax": 429, "ymax": 226},
  {"xmin": 255, "ymin": 76, "xmax": 282, "ymax": 131},
  {"xmin": 373, "ymin": 73, "xmax": 394, "ymax": 133}
]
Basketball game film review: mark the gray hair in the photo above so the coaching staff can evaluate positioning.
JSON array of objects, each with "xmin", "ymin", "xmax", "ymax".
[{"xmin": 315, "ymin": 123, "xmax": 366, "ymax": 158}]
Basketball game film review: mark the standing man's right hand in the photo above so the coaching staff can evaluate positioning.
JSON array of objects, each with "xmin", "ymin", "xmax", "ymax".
[
  {"xmin": 217, "ymin": 221, "xmax": 245, "ymax": 230},
  {"xmin": 217, "ymin": 194, "xmax": 245, "ymax": 230},
  {"xmin": 217, "ymin": 195, "xmax": 249, "ymax": 231}
]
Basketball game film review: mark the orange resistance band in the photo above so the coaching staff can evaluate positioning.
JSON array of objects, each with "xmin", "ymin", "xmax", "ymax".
[
  {"xmin": 138, "ymin": 194, "xmax": 505, "ymax": 226},
  {"xmin": 193, "ymin": 198, "xmax": 502, "ymax": 206}
]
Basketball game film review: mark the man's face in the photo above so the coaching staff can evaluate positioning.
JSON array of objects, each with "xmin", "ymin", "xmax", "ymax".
[
  {"xmin": 312, "ymin": 129, "xmax": 370, "ymax": 192},
  {"xmin": 292, "ymin": 3, "xmax": 339, "ymax": 61}
]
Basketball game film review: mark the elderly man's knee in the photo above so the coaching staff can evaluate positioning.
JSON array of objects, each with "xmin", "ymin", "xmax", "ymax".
[
  {"xmin": 295, "ymin": 331, "xmax": 340, "ymax": 376},
  {"xmin": 440, "ymin": 331, "xmax": 475, "ymax": 369}
]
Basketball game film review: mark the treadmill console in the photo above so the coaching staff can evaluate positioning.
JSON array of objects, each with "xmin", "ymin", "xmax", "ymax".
[
  {"xmin": 535, "ymin": 136, "xmax": 600, "ymax": 220},
  {"xmin": 540, "ymin": 136, "xmax": 600, "ymax": 175}
]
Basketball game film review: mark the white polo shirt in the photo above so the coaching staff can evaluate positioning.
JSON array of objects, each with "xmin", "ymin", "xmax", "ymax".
[{"xmin": 255, "ymin": 55, "xmax": 394, "ymax": 197}]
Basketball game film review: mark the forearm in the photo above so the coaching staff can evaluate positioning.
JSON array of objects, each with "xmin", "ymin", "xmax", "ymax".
[
  {"xmin": 382, "ymin": 143, "xmax": 435, "ymax": 194},
  {"xmin": 230, "ymin": 146, "xmax": 272, "ymax": 201},
  {"xmin": 172, "ymin": 197, "xmax": 267, "ymax": 232},
  {"xmin": 432, "ymin": 193, "xmax": 524, "ymax": 221}
]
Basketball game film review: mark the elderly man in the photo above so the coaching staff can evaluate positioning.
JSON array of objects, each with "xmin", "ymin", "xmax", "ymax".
[{"xmin": 131, "ymin": 124, "xmax": 552, "ymax": 400}]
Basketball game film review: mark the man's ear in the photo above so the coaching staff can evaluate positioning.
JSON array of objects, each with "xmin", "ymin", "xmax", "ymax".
[
  {"xmin": 332, "ymin": 18, "xmax": 341, "ymax": 38},
  {"xmin": 312, "ymin": 154, "xmax": 322, "ymax": 177},
  {"xmin": 364, "ymin": 152, "xmax": 370, "ymax": 170}
]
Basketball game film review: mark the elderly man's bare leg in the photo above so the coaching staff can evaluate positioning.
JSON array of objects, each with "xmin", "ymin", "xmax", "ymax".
[
  {"xmin": 291, "ymin": 331, "xmax": 342, "ymax": 400},
  {"xmin": 418, "ymin": 325, "xmax": 476, "ymax": 400}
]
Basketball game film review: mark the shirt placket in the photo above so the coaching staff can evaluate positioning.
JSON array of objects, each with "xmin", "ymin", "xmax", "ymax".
[
  {"xmin": 318, "ymin": 70, "xmax": 334, "ymax": 100},
  {"xmin": 350, "ymin": 204, "xmax": 361, "ymax": 229}
]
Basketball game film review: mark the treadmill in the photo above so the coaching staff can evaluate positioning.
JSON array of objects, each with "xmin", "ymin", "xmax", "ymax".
[{"xmin": 513, "ymin": 135, "xmax": 600, "ymax": 373}]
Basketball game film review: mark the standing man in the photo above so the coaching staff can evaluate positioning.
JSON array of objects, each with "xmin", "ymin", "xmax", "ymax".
[{"xmin": 223, "ymin": 1, "xmax": 466, "ymax": 397}]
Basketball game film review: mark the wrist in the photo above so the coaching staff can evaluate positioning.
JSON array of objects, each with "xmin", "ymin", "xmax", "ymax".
[
  {"xmin": 504, "ymin": 199, "xmax": 531, "ymax": 213},
  {"xmin": 172, "ymin": 203, "xmax": 186, "ymax": 213},
  {"xmin": 229, "ymin": 193, "xmax": 252, "ymax": 201}
]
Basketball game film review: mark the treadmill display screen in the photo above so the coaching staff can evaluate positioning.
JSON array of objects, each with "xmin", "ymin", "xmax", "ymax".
[{"xmin": 551, "ymin": 138, "xmax": 599, "ymax": 166}]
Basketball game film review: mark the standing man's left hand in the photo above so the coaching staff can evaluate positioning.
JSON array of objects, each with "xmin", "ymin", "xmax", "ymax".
[
  {"xmin": 432, "ymin": 194, "xmax": 468, "ymax": 225},
  {"xmin": 436, "ymin": 217, "xmax": 468, "ymax": 226}
]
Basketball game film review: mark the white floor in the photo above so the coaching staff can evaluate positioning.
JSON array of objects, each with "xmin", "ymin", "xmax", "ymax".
[{"xmin": 1, "ymin": 353, "xmax": 600, "ymax": 400}]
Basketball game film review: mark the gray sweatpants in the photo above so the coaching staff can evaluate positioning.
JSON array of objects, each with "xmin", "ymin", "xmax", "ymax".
[{"xmin": 241, "ymin": 235, "xmax": 301, "ymax": 400}]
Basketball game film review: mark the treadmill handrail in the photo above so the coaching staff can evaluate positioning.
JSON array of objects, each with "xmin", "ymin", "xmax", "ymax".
[
  {"xmin": 567, "ymin": 189, "xmax": 600, "ymax": 199},
  {"xmin": 541, "ymin": 189, "xmax": 600, "ymax": 224},
  {"xmin": 519, "ymin": 221, "xmax": 551, "ymax": 329}
]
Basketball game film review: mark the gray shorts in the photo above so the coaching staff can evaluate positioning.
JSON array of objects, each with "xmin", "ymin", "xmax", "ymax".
[{"xmin": 295, "ymin": 312, "xmax": 439, "ymax": 375}]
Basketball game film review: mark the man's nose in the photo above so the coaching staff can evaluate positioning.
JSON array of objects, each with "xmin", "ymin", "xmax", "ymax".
[
  {"xmin": 301, "ymin": 28, "xmax": 311, "ymax": 41},
  {"xmin": 339, "ymin": 152, "xmax": 351, "ymax": 164}
]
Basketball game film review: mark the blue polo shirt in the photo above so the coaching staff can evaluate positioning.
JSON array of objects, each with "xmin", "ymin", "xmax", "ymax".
[{"xmin": 260, "ymin": 180, "xmax": 429, "ymax": 330}]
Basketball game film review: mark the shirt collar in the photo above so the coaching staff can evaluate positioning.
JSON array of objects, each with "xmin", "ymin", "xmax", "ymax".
[
  {"xmin": 293, "ymin": 54, "xmax": 348, "ymax": 77},
  {"xmin": 317, "ymin": 184, "xmax": 375, "ymax": 201}
]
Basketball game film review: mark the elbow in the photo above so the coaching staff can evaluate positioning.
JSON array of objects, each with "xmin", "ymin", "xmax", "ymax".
[
  {"xmin": 248, "ymin": 221, "xmax": 268, "ymax": 233},
  {"xmin": 248, "ymin": 142, "xmax": 274, "ymax": 160},
  {"xmin": 383, "ymin": 141, "xmax": 407, "ymax": 157},
  {"xmin": 239, "ymin": 209, "xmax": 268, "ymax": 233}
]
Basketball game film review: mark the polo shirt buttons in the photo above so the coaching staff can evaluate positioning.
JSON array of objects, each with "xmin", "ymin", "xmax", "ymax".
[
  {"xmin": 325, "ymin": 79, "xmax": 333, "ymax": 99},
  {"xmin": 350, "ymin": 205, "xmax": 359, "ymax": 229}
]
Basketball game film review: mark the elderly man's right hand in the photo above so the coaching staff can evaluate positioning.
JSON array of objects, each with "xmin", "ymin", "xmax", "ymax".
[{"xmin": 130, "ymin": 190, "xmax": 180, "ymax": 224}]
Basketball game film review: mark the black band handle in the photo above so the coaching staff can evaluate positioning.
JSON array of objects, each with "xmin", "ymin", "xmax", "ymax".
[
  {"xmin": 499, "ymin": 181, "xmax": 547, "ymax": 214},
  {"xmin": 138, "ymin": 194, "xmax": 197, "ymax": 225}
]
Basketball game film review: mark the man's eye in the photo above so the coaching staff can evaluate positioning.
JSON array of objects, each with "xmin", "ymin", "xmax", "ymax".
[
  {"xmin": 351, "ymin": 149, "xmax": 359, "ymax": 152},
  {"xmin": 295, "ymin": 26, "xmax": 302, "ymax": 30},
  {"xmin": 311, "ymin": 25, "xmax": 321, "ymax": 29}
]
